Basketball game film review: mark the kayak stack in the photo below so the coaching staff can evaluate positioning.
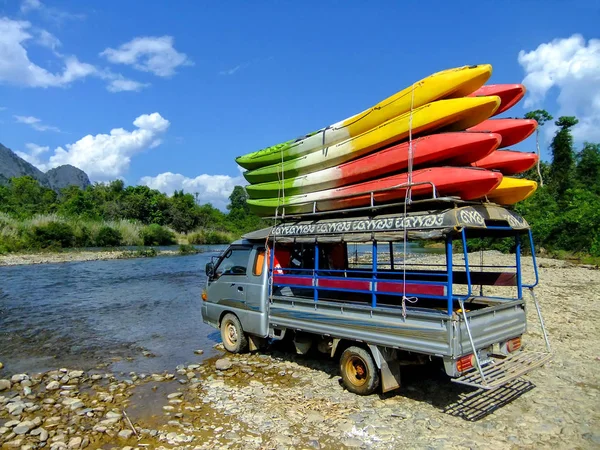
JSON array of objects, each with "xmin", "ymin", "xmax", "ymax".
[{"xmin": 235, "ymin": 65, "xmax": 539, "ymax": 217}]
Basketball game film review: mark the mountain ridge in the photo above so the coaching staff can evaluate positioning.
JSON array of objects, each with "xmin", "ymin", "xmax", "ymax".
[{"xmin": 0, "ymin": 143, "xmax": 91, "ymax": 191}]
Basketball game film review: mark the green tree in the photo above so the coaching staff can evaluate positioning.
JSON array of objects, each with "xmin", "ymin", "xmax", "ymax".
[
  {"xmin": 525, "ymin": 109, "xmax": 553, "ymax": 186},
  {"xmin": 549, "ymin": 116, "xmax": 578, "ymax": 200},
  {"xmin": 576, "ymin": 142, "xmax": 600, "ymax": 194},
  {"xmin": 227, "ymin": 186, "xmax": 250, "ymax": 213}
]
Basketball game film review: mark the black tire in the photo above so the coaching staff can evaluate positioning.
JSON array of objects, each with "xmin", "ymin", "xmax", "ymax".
[
  {"xmin": 339, "ymin": 346, "xmax": 380, "ymax": 395},
  {"xmin": 220, "ymin": 313, "xmax": 249, "ymax": 353}
]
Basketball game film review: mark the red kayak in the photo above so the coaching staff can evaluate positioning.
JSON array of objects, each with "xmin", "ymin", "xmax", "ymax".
[
  {"xmin": 468, "ymin": 118, "xmax": 537, "ymax": 148},
  {"xmin": 247, "ymin": 167, "xmax": 503, "ymax": 215},
  {"xmin": 246, "ymin": 133, "xmax": 501, "ymax": 199},
  {"xmin": 471, "ymin": 150, "xmax": 538, "ymax": 175},
  {"xmin": 468, "ymin": 84, "xmax": 525, "ymax": 116}
]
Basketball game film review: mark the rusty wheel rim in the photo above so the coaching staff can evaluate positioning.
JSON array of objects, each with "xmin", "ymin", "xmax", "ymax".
[
  {"xmin": 224, "ymin": 321, "xmax": 238, "ymax": 347},
  {"xmin": 344, "ymin": 355, "xmax": 368, "ymax": 387}
]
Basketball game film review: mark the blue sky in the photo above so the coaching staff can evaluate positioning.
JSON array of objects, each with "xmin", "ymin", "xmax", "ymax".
[{"xmin": 0, "ymin": 1, "xmax": 598, "ymax": 208}]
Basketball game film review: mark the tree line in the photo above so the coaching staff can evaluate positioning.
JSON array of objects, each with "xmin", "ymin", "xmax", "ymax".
[
  {"xmin": 516, "ymin": 111, "xmax": 600, "ymax": 259},
  {"xmin": 1, "ymin": 110, "xmax": 598, "ymax": 258},
  {"xmin": 0, "ymin": 179, "xmax": 266, "ymax": 252}
]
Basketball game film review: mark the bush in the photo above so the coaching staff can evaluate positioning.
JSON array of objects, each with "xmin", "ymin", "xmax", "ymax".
[
  {"xmin": 188, "ymin": 229, "xmax": 233, "ymax": 245},
  {"xmin": 74, "ymin": 225, "xmax": 93, "ymax": 248},
  {"xmin": 179, "ymin": 244, "xmax": 199, "ymax": 255},
  {"xmin": 95, "ymin": 226, "xmax": 123, "ymax": 247},
  {"xmin": 141, "ymin": 224, "xmax": 176, "ymax": 246},
  {"xmin": 30, "ymin": 222, "xmax": 75, "ymax": 249}
]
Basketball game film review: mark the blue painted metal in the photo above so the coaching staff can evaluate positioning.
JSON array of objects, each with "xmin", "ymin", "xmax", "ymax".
[
  {"xmin": 446, "ymin": 237, "xmax": 453, "ymax": 316},
  {"xmin": 515, "ymin": 234, "xmax": 523, "ymax": 299},
  {"xmin": 372, "ymin": 241, "xmax": 378, "ymax": 308},
  {"xmin": 314, "ymin": 242, "xmax": 319, "ymax": 303},
  {"xmin": 524, "ymin": 230, "xmax": 540, "ymax": 288},
  {"xmin": 461, "ymin": 229, "xmax": 472, "ymax": 299}
]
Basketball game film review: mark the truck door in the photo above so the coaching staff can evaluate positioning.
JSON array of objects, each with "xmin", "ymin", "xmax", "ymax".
[{"xmin": 212, "ymin": 245, "xmax": 253, "ymax": 307}]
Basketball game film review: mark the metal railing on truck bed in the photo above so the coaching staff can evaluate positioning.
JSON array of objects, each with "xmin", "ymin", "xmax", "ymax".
[{"xmin": 244, "ymin": 203, "xmax": 551, "ymax": 390}]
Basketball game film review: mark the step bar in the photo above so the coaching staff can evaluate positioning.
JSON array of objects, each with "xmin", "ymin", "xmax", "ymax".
[{"xmin": 451, "ymin": 351, "xmax": 551, "ymax": 390}]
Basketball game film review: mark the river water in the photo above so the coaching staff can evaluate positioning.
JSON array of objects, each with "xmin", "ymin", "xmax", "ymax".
[{"xmin": 0, "ymin": 246, "xmax": 227, "ymax": 377}]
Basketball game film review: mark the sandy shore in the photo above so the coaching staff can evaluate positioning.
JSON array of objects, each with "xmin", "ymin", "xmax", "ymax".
[
  {"xmin": 1, "ymin": 254, "xmax": 599, "ymax": 449},
  {"xmin": 0, "ymin": 250, "xmax": 180, "ymax": 267}
]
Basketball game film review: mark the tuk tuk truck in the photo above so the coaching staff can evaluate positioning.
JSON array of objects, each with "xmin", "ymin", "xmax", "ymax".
[{"xmin": 201, "ymin": 202, "xmax": 550, "ymax": 395}]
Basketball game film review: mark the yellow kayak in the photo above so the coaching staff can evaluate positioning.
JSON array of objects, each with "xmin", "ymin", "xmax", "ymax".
[
  {"xmin": 485, "ymin": 177, "xmax": 538, "ymax": 205},
  {"xmin": 244, "ymin": 96, "xmax": 501, "ymax": 184},
  {"xmin": 236, "ymin": 64, "xmax": 493, "ymax": 169}
]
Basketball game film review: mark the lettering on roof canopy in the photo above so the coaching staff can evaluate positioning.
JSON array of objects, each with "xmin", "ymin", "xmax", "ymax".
[
  {"xmin": 503, "ymin": 212, "xmax": 528, "ymax": 228},
  {"xmin": 458, "ymin": 209, "xmax": 485, "ymax": 226},
  {"xmin": 272, "ymin": 211, "xmax": 449, "ymax": 237}
]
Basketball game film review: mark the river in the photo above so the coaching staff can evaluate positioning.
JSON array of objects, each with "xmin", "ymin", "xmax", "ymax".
[{"xmin": 0, "ymin": 246, "xmax": 227, "ymax": 376}]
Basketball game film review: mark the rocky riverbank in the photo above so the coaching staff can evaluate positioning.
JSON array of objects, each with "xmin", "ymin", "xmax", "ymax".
[
  {"xmin": 0, "ymin": 250, "xmax": 179, "ymax": 267},
  {"xmin": 1, "ymin": 254, "xmax": 599, "ymax": 449}
]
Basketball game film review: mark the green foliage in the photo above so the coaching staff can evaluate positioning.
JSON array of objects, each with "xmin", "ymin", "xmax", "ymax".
[
  {"xmin": 178, "ymin": 244, "xmax": 199, "ymax": 255},
  {"xmin": 524, "ymin": 109, "xmax": 553, "ymax": 127},
  {"xmin": 31, "ymin": 222, "xmax": 75, "ymax": 249},
  {"xmin": 576, "ymin": 143, "xmax": 600, "ymax": 194},
  {"xmin": 95, "ymin": 226, "xmax": 123, "ymax": 247},
  {"xmin": 121, "ymin": 247, "xmax": 158, "ymax": 258},
  {"xmin": 549, "ymin": 116, "xmax": 578, "ymax": 199},
  {"xmin": 187, "ymin": 229, "xmax": 234, "ymax": 245},
  {"xmin": 514, "ymin": 112, "xmax": 600, "ymax": 259},
  {"xmin": 0, "ymin": 173, "xmax": 264, "ymax": 252},
  {"xmin": 141, "ymin": 224, "xmax": 176, "ymax": 246}
]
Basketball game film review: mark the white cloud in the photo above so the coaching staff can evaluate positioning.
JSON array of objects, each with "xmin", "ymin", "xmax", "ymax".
[
  {"xmin": 20, "ymin": 0, "xmax": 85, "ymax": 23},
  {"xmin": 518, "ymin": 34, "xmax": 600, "ymax": 143},
  {"xmin": 15, "ymin": 143, "xmax": 51, "ymax": 171},
  {"xmin": 219, "ymin": 65, "xmax": 241, "ymax": 76},
  {"xmin": 140, "ymin": 172, "xmax": 244, "ymax": 210},
  {"xmin": 0, "ymin": 17, "xmax": 95, "ymax": 88},
  {"xmin": 14, "ymin": 115, "xmax": 61, "ymax": 132},
  {"xmin": 0, "ymin": 106, "xmax": 7, "ymax": 111},
  {"xmin": 37, "ymin": 29, "xmax": 61, "ymax": 50},
  {"xmin": 20, "ymin": 0, "xmax": 42, "ymax": 14},
  {"xmin": 0, "ymin": 17, "xmax": 146, "ymax": 93},
  {"xmin": 105, "ymin": 76, "xmax": 150, "ymax": 93},
  {"xmin": 25, "ymin": 142, "xmax": 49, "ymax": 155},
  {"xmin": 100, "ymin": 36, "xmax": 192, "ymax": 77},
  {"xmin": 44, "ymin": 113, "xmax": 170, "ymax": 180}
]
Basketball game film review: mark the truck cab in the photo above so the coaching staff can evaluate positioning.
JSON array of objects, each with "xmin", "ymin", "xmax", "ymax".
[{"xmin": 201, "ymin": 203, "xmax": 550, "ymax": 395}]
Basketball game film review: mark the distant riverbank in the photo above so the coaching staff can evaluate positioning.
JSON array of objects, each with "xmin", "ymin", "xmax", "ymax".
[{"xmin": 0, "ymin": 244, "xmax": 232, "ymax": 267}]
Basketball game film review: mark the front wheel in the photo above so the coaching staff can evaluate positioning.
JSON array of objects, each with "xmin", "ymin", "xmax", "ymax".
[
  {"xmin": 339, "ymin": 346, "xmax": 380, "ymax": 395},
  {"xmin": 220, "ymin": 313, "xmax": 248, "ymax": 353}
]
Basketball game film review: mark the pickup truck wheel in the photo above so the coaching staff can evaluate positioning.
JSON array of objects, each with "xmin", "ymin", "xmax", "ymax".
[
  {"xmin": 220, "ymin": 313, "xmax": 248, "ymax": 353},
  {"xmin": 339, "ymin": 346, "xmax": 380, "ymax": 395}
]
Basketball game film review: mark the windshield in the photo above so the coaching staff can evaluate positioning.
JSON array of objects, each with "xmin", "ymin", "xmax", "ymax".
[{"xmin": 214, "ymin": 247, "xmax": 252, "ymax": 276}]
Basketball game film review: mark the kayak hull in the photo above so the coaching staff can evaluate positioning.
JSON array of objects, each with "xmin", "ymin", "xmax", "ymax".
[
  {"xmin": 468, "ymin": 84, "xmax": 525, "ymax": 116},
  {"xmin": 484, "ymin": 177, "xmax": 538, "ymax": 205},
  {"xmin": 247, "ymin": 133, "xmax": 502, "ymax": 199},
  {"xmin": 244, "ymin": 96, "xmax": 501, "ymax": 184},
  {"xmin": 468, "ymin": 118, "xmax": 537, "ymax": 148},
  {"xmin": 247, "ymin": 167, "xmax": 503, "ymax": 216},
  {"xmin": 236, "ymin": 64, "xmax": 493, "ymax": 169},
  {"xmin": 471, "ymin": 150, "xmax": 538, "ymax": 175}
]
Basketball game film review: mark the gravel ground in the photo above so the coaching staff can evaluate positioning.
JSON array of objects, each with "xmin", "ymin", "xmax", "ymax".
[{"xmin": 1, "ymin": 254, "xmax": 598, "ymax": 449}]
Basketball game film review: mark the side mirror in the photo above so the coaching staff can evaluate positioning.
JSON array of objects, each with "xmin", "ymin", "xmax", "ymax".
[{"xmin": 205, "ymin": 262, "xmax": 215, "ymax": 278}]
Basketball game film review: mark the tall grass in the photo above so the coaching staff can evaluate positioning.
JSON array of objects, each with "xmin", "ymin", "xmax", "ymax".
[
  {"xmin": 186, "ymin": 229, "xmax": 236, "ymax": 245},
  {"xmin": 0, "ymin": 213, "xmax": 177, "ymax": 253}
]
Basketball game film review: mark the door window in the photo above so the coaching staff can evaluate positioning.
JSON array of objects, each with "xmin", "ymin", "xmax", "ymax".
[{"xmin": 215, "ymin": 247, "xmax": 252, "ymax": 276}]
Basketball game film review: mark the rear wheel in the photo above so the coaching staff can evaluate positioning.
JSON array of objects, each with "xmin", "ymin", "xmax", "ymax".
[
  {"xmin": 220, "ymin": 313, "xmax": 248, "ymax": 353},
  {"xmin": 339, "ymin": 346, "xmax": 380, "ymax": 395}
]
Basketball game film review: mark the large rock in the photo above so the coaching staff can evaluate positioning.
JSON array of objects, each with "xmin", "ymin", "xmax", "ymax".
[
  {"xmin": 13, "ymin": 420, "xmax": 33, "ymax": 435},
  {"xmin": 215, "ymin": 358, "xmax": 233, "ymax": 371},
  {"xmin": 0, "ymin": 379, "xmax": 11, "ymax": 391}
]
